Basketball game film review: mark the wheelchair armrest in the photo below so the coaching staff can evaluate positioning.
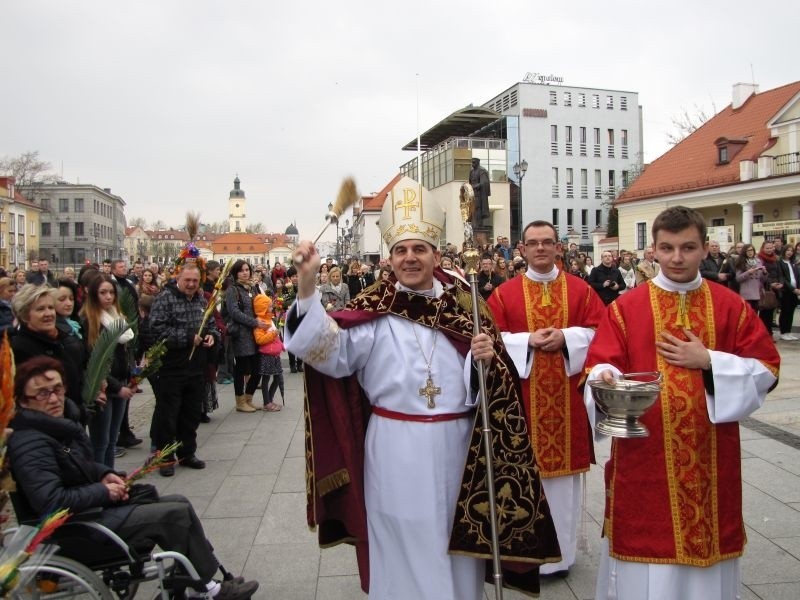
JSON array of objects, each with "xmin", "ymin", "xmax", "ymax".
[{"xmin": 58, "ymin": 520, "xmax": 139, "ymax": 563}]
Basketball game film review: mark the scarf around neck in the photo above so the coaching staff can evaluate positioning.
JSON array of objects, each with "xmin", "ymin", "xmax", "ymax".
[{"xmin": 101, "ymin": 308, "xmax": 134, "ymax": 344}]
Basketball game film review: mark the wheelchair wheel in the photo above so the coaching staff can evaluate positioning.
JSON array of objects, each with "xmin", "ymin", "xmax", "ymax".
[{"xmin": 14, "ymin": 555, "xmax": 114, "ymax": 600}]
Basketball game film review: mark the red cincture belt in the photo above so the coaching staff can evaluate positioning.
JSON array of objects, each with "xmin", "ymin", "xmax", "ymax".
[{"xmin": 371, "ymin": 406, "xmax": 474, "ymax": 423}]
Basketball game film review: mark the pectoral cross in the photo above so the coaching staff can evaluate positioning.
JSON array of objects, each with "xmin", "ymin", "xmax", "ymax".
[{"xmin": 419, "ymin": 375, "xmax": 441, "ymax": 409}]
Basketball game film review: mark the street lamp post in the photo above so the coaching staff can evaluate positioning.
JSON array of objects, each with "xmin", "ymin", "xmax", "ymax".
[
  {"xmin": 60, "ymin": 216, "xmax": 70, "ymax": 272},
  {"xmin": 513, "ymin": 159, "xmax": 528, "ymax": 241}
]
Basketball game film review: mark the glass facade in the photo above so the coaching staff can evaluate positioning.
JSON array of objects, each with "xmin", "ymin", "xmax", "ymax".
[{"xmin": 400, "ymin": 136, "xmax": 508, "ymax": 190}]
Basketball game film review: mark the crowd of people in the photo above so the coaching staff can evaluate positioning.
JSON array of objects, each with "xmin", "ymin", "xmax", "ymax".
[{"xmin": 0, "ymin": 205, "xmax": 790, "ymax": 599}]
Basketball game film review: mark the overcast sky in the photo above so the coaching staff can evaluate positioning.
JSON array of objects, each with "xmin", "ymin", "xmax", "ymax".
[{"xmin": 3, "ymin": 1, "xmax": 797, "ymax": 244}]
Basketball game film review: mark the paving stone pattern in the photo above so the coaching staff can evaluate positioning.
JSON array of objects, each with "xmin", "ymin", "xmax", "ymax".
[{"xmin": 118, "ymin": 343, "xmax": 800, "ymax": 600}]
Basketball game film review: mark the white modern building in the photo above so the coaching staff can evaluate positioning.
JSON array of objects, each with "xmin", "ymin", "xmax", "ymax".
[
  {"xmin": 396, "ymin": 77, "xmax": 642, "ymax": 245},
  {"xmin": 482, "ymin": 79, "xmax": 643, "ymax": 242}
]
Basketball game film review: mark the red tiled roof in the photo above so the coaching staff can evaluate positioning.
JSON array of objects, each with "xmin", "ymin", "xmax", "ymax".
[
  {"xmin": 210, "ymin": 232, "xmax": 268, "ymax": 253},
  {"xmin": 145, "ymin": 229, "xmax": 190, "ymax": 241},
  {"xmin": 361, "ymin": 173, "xmax": 403, "ymax": 212},
  {"xmin": 617, "ymin": 81, "xmax": 800, "ymax": 204}
]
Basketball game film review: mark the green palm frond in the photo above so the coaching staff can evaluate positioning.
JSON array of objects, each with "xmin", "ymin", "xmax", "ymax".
[
  {"xmin": 118, "ymin": 287, "xmax": 139, "ymax": 340},
  {"xmin": 82, "ymin": 318, "xmax": 128, "ymax": 412}
]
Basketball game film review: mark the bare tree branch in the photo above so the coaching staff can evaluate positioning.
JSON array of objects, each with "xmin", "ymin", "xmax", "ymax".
[
  {"xmin": 0, "ymin": 150, "xmax": 59, "ymax": 191},
  {"xmin": 666, "ymin": 104, "xmax": 716, "ymax": 146}
]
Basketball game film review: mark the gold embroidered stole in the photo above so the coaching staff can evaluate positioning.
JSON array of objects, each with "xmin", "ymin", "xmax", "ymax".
[
  {"xmin": 521, "ymin": 274, "xmax": 576, "ymax": 476},
  {"xmin": 650, "ymin": 282, "xmax": 722, "ymax": 562}
]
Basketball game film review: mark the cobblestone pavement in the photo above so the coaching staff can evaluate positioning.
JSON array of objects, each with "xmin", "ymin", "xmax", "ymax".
[{"xmin": 114, "ymin": 343, "xmax": 800, "ymax": 599}]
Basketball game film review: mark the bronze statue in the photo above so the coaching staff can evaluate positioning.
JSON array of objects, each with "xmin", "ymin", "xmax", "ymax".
[{"xmin": 469, "ymin": 158, "xmax": 491, "ymax": 228}]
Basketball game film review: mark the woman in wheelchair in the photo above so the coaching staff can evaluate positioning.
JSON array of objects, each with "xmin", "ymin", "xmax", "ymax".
[{"xmin": 7, "ymin": 356, "xmax": 259, "ymax": 600}]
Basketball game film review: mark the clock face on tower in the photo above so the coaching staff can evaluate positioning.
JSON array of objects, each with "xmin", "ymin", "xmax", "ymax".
[{"xmin": 235, "ymin": 203, "xmax": 240, "ymax": 208}]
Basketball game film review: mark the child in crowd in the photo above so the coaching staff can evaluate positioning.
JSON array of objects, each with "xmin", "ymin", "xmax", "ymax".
[{"xmin": 253, "ymin": 295, "xmax": 285, "ymax": 411}]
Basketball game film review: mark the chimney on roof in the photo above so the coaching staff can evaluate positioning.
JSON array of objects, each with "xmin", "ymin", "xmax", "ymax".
[{"xmin": 732, "ymin": 83, "xmax": 759, "ymax": 110}]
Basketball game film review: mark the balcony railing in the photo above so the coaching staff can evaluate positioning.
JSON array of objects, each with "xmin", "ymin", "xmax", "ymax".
[{"xmin": 774, "ymin": 152, "xmax": 800, "ymax": 176}]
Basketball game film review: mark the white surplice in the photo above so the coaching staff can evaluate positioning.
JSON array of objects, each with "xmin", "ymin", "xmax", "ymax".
[
  {"xmin": 500, "ymin": 266, "xmax": 595, "ymax": 575},
  {"xmin": 583, "ymin": 272, "xmax": 777, "ymax": 600},
  {"xmin": 285, "ymin": 280, "xmax": 484, "ymax": 600}
]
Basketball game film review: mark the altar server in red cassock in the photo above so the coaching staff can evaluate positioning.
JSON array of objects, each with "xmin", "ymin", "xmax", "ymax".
[
  {"xmin": 488, "ymin": 220, "xmax": 606, "ymax": 577},
  {"xmin": 584, "ymin": 206, "xmax": 780, "ymax": 600}
]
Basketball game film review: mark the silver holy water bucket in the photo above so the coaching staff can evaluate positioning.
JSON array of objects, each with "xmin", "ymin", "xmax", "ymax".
[{"xmin": 588, "ymin": 371, "xmax": 663, "ymax": 438}]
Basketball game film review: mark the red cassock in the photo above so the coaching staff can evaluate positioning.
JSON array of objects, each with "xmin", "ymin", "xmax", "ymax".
[
  {"xmin": 488, "ymin": 272, "xmax": 606, "ymax": 477},
  {"xmin": 585, "ymin": 280, "xmax": 780, "ymax": 566}
]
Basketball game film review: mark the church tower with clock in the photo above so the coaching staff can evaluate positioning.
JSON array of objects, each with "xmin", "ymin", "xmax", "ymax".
[{"xmin": 228, "ymin": 175, "xmax": 247, "ymax": 233}]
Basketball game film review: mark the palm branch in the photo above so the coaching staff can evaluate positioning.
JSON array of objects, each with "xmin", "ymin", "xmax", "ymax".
[
  {"xmin": 82, "ymin": 318, "xmax": 128, "ymax": 412},
  {"xmin": 118, "ymin": 287, "xmax": 139, "ymax": 340}
]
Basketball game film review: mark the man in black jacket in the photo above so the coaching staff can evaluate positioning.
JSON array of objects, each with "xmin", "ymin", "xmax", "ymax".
[
  {"xmin": 700, "ymin": 241, "xmax": 729, "ymax": 286},
  {"xmin": 26, "ymin": 258, "xmax": 57, "ymax": 286},
  {"xmin": 477, "ymin": 256, "xmax": 503, "ymax": 300},
  {"xmin": 149, "ymin": 264, "xmax": 219, "ymax": 476},
  {"xmin": 588, "ymin": 251, "xmax": 626, "ymax": 305}
]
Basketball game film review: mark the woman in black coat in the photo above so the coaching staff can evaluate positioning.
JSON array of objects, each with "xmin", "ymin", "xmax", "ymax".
[
  {"xmin": 777, "ymin": 245, "xmax": 800, "ymax": 341},
  {"xmin": 10, "ymin": 284, "xmax": 87, "ymax": 420},
  {"xmin": 224, "ymin": 260, "xmax": 270, "ymax": 413},
  {"xmin": 8, "ymin": 356, "xmax": 259, "ymax": 600}
]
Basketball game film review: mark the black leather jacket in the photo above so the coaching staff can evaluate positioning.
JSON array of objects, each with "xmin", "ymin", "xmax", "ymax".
[{"xmin": 7, "ymin": 401, "xmax": 130, "ymax": 526}]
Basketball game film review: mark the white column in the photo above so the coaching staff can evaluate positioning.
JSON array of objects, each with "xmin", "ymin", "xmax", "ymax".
[{"xmin": 741, "ymin": 201, "xmax": 753, "ymax": 243}]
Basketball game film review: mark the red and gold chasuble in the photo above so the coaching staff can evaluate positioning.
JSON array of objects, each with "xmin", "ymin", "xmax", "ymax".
[
  {"xmin": 586, "ymin": 281, "xmax": 780, "ymax": 566},
  {"xmin": 488, "ymin": 272, "xmax": 605, "ymax": 478}
]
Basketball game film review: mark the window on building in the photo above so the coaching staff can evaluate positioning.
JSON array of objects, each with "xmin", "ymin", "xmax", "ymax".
[
  {"xmin": 622, "ymin": 170, "xmax": 630, "ymax": 187},
  {"xmin": 29, "ymin": 221, "xmax": 35, "ymax": 236},
  {"xmin": 621, "ymin": 129, "xmax": 629, "ymax": 159},
  {"xmin": 552, "ymin": 208, "xmax": 559, "ymax": 226},
  {"xmin": 580, "ymin": 169, "xmax": 588, "ymax": 198},
  {"xmin": 17, "ymin": 215, "xmax": 24, "ymax": 234},
  {"xmin": 8, "ymin": 216, "xmax": 14, "ymax": 233},
  {"xmin": 606, "ymin": 95, "xmax": 614, "ymax": 110},
  {"xmin": 40, "ymin": 198, "xmax": 50, "ymax": 211},
  {"xmin": 596, "ymin": 209, "xmax": 602, "ymax": 226},
  {"xmin": 578, "ymin": 92, "xmax": 586, "ymax": 107},
  {"xmin": 594, "ymin": 169, "xmax": 602, "ymax": 199},
  {"xmin": 567, "ymin": 209, "xmax": 574, "ymax": 227},
  {"xmin": 711, "ymin": 218, "xmax": 725, "ymax": 227},
  {"xmin": 579, "ymin": 126, "xmax": 587, "ymax": 156},
  {"xmin": 608, "ymin": 170, "xmax": 616, "ymax": 190},
  {"xmin": 565, "ymin": 126, "xmax": 573, "ymax": 155},
  {"xmin": 75, "ymin": 222, "xmax": 84, "ymax": 236},
  {"xmin": 551, "ymin": 167, "xmax": 559, "ymax": 197},
  {"xmin": 41, "ymin": 222, "xmax": 51, "ymax": 236},
  {"xmin": 718, "ymin": 147, "xmax": 729, "ymax": 164},
  {"xmin": 549, "ymin": 90, "xmax": 557, "ymax": 105},
  {"xmin": 620, "ymin": 96, "xmax": 628, "ymax": 111},
  {"xmin": 564, "ymin": 91, "xmax": 572, "ymax": 107},
  {"xmin": 74, "ymin": 198, "xmax": 84, "ymax": 212},
  {"xmin": 59, "ymin": 198, "xmax": 69, "ymax": 212},
  {"xmin": 593, "ymin": 128, "xmax": 601, "ymax": 157},
  {"xmin": 592, "ymin": 94, "xmax": 600, "ymax": 109},
  {"xmin": 566, "ymin": 168, "xmax": 574, "ymax": 198},
  {"xmin": 753, "ymin": 214, "xmax": 764, "ymax": 224},
  {"xmin": 550, "ymin": 125, "xmax": 558, "ymax": 155},
  {"xmin": 59, "ymin": 222, "xmax": 69, "ymax": 237},
  {"xmin": 636, "ymin": 222, "xmax": 647, "ymax": 250},
  {"xmin": 581, "ymin": 209, "xmax": 588, "ymax": 236},
  {"xmin": 607, "ymin": 129, "xmax": 615, "ymax": 158}
]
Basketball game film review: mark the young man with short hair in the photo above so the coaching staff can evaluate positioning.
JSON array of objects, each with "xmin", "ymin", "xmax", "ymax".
[{"xmin": 584, "ymin": 206, "xmax": 780, "ymax": 600}]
